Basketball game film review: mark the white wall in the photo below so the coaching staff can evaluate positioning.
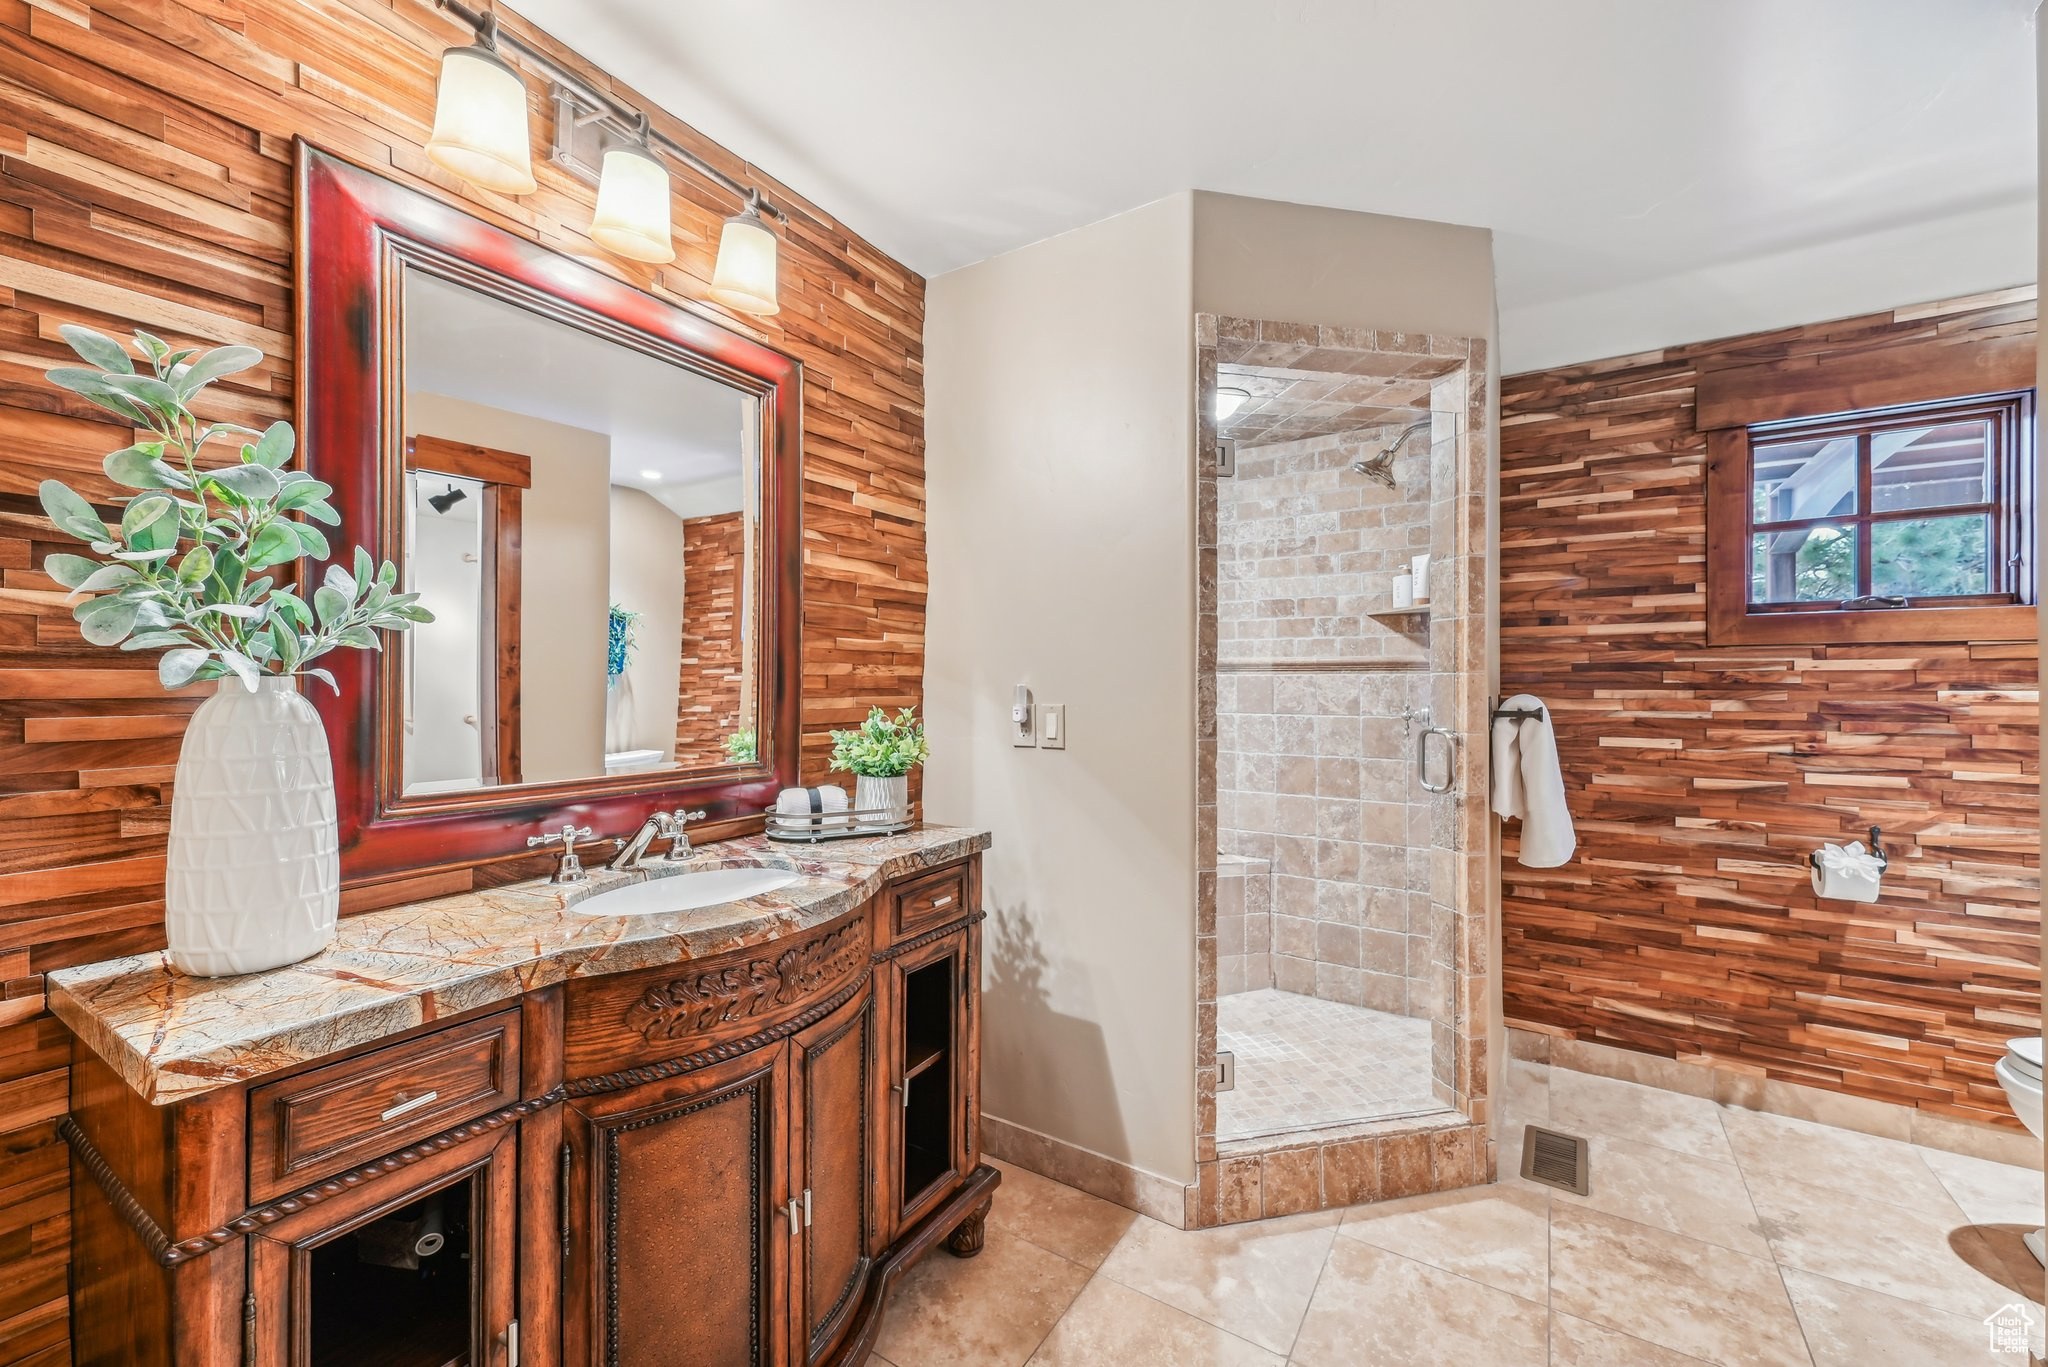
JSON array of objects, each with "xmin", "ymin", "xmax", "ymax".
[
  {"xmin": 409, "ymin": 393, "xmax": 610, "ymax": 784},
  {"xmin": 1190, "ymin": 191, "xmax": 1497, "ymax": 340},
  {"xmin": 404, "ymin": 476, "xmax": 484, "ymax": 788},
  {"xmin": 608, "ymin": 486, "xmax": 689, "ymax": 759},
  {"xmin": 926, "ymin": 191, "xmax": 1500, "ymax": 1192},
  {"xmin": 926, "ymin": 194, "xmax": 1199, "ymax": 1186}
]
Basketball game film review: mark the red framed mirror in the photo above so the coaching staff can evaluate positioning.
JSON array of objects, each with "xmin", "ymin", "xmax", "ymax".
[{"xmin": 296, "ymin": 145, "xmax": 801, "ymax": 881}]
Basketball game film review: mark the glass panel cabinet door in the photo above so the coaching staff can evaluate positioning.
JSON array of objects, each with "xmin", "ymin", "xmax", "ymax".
[
  {"xmin": 248, "ymin": 1124, "xmax": 518, "ymax": 1367},
  {"xmin": 885, "ymin": 928, "xmax": 973, "ymax": 1234}
]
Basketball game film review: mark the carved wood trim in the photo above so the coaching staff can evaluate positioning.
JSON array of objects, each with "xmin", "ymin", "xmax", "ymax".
[
  {"xmin": 568, "ymin": 973, "xmax": 870, "ymax": 1098},
  {"xmin": 872, "ymin": 910, "xmax": 987, "ymax": 962},
  {"xmin": 625, "ymin": 921, "xmax": 868, "ymax": 1043},
  {"xmin": 62, "ymin": 1090, "xmax": 567, "ymax": 1268}
]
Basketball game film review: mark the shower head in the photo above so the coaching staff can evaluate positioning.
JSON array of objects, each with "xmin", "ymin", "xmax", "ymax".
[
  {"xmin": 427, "ymin": 485, "xmax": 468, "ymax": 515},
  {"xmin": 1351, "ymin": 417, "xmax": 1434, "ymax": 489}
]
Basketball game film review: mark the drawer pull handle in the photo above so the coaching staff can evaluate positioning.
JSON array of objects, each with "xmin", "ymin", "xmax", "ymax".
[
  {"xmin": 380, "ymin": 1089, "xmax": 440, "ymax": 1122},
  {"xmin": 931, "ymin": 894, "xmax": 954, "ymax": 909}
]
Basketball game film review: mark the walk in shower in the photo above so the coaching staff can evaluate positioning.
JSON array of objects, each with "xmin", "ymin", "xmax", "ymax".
[{"xmin": 1192, "ymin": 317, "xmax": 1492, "ymax": 1221}]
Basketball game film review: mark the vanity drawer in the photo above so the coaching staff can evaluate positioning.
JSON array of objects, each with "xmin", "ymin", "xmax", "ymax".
[
  {"xmin": 890, "ymin": 862, "xmax": 971, "ymax": 940},
  {"xmin": 248, "ymin": 1009, "xmax": 521, "ymax": 1201}
]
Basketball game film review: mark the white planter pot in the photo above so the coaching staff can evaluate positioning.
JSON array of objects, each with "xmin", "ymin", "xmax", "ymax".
[
  {"xmin": 855, "ymin": 774, "xmax": 910, "ymax": 826},
  {"xmin": 165, "ymin": 677, "xmax": 339, "ymax": 977}
]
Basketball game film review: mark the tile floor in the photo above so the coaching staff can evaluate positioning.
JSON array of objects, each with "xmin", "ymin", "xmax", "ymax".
[
  {"xmin": 1216, "ymin": 989, "xmax": 1445, "ymax": 1139},
  {"xmin": 881, "ymin": 1062, "xmax": 2047, "ymax": 1366}
]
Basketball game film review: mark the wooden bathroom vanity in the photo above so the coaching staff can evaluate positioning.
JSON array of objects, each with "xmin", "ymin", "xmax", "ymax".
[{"xmin": 49, "ymin": 832, "xmax": 994, "ymax": 1367}]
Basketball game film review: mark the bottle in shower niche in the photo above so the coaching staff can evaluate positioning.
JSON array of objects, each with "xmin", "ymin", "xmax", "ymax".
[
  {"xmin": 1391, "ymin": 572, "xmax": 1415, "ymax": 610},
  {"xmin": 1411, "ymin": 553, "xmax": 1431, "ymax": 604}
]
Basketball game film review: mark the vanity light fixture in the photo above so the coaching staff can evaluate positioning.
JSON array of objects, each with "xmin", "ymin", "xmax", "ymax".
[
  {"xmin": 709, "ymin": 192, "xmax": 781, "ymax": 316},
  {"xmin": 639, "ymin": 468, "xmax": 663, "ymax": 481},
  {"xmin": 428, "ymin": 0, "xmax": 787, "ymax": 307},
  {"xmin": 1215, "ymin": 387, "xmax": 1251, "ymax": 422},
  {"xmin": 589, "ymin": 115, "xmax": 676, "ymax": 264},
  {"xmin": 425, "ymin": 13, "xmax": 537, "ymax": 195}
]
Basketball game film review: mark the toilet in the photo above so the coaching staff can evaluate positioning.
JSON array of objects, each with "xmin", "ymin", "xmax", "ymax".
[{"xmin": 1994, "ymin": 1036, "xmax": 2044, "ymax": 1265}]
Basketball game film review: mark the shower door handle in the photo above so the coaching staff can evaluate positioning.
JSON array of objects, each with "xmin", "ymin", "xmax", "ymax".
[{"xmin": 1417, "ymin": 725, "xmax": 1457, "ymax": 794}]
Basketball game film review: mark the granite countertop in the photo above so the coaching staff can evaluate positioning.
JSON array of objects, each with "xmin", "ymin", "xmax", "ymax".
[{"xmin": 47, "ymin": 826, "xmax": 990, "ymax": 1106}]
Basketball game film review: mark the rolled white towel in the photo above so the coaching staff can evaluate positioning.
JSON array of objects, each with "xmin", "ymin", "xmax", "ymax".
[
  {"xmin": 775, "ymin": 785, "xmax": 851, "ymax": 828},
  {"xmin": 1490, "ymin": 695, "xmax": 1577, "ymax": 868}
]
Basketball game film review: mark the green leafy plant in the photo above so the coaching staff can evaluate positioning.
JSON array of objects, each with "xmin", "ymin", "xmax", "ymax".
[
  {"xmin": 723, "ymin": 728, "xmax": 758, "ymax": 764},
  {"xmin": 36, "ymin": 326, "xmax": 431, "ymax": 691},
  {"xmin": 828, "ymin": 707, "xmax": 928, "ymax": 778}
]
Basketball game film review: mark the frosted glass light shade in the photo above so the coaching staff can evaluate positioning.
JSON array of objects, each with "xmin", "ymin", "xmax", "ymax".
[
  {"xmin": 426, "ymin": 44, "xmax": 537, "ymax": 195},
  {"xmin": 709, "ymin": 207, "xmax": 780, "ymax": 315},
  {"xmin": 589, "ymin": 145, "xmax": 675, "ymax": 263}
]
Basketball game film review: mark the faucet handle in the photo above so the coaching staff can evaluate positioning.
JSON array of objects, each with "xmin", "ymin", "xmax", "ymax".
[
  {"xmin": 527, "ymin": 824, "xmax": 595, "ymax": 884},
  {"xmin": 661, "ymin": 808, "xmax": 711, "ymax": 860}
]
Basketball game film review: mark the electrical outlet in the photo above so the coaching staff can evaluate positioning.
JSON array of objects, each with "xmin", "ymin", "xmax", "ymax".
[{"xmin": 1040, "ymin": 704, "xmax": 1066, "ymax": 750}]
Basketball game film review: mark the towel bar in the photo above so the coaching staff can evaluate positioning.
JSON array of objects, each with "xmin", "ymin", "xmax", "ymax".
[{"xmin": 1492, "ymin": 704, "xmax": 1547, "ymax": 722}]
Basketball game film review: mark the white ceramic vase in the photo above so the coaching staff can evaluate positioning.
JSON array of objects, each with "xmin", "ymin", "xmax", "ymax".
[
  {"xmin": 855, "ymin": 773, "xmax": 910, "ymax": 826},
  {"xmin": 165, "ymin": 677, "xmax": 340, "ymax": 977}
]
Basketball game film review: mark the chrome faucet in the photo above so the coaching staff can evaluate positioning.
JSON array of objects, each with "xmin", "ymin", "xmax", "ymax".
[{"xmin": 606, "ymin": 809, "xmax": 709, "ymax": 871}]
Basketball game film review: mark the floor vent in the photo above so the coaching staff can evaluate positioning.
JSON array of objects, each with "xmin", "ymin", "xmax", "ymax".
[{"xmin": 1520, "ymin": 1125, "xmax": 1590, "ymax": 1195}]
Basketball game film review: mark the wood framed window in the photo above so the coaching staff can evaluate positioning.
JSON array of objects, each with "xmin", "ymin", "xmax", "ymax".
[{"xmin": 1703, "ymin": 337, "xmax": 2037, "ymax": 645}]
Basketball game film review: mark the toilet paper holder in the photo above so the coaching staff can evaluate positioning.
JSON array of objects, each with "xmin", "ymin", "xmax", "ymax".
[{"xmin": 1807, "ymin": 826, "xmax": 1888, "ymax": 874}]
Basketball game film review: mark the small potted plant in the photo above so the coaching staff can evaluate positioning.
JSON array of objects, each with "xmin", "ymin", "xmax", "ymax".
[
  {"xmin": 828, "ymin": 707, "xmax": 927, "ymax": 826},
  {"xmin": 723, "ymin": 727, "xmax": 758, "ymax": 764},
  {"xmin": 36, "ymin": 326, "xmax": 430, "ymax": 977}
]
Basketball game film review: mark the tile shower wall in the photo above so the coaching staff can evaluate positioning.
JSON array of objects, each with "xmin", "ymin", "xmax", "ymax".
[
  {"xmin": 1218, "ymin": 429, "xmax": 1434, "ymax": 661},
  {"xmin": 1216, "ymin": 425, "xmax": 1436, "ymax": 1013},
  {"xmin": 1217, "ymin": 669, "xmax": 1432, "ymax": 1011}
]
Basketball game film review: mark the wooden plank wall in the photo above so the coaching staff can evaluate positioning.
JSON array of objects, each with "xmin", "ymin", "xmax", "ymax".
[
  {"xmin": 1498, "ymin": 288, "xmax": 2039, "ymax": 1128},
  {"xmin": 675, "ymin": 511, "xmax": 744, "ymax": 763},
  {"xmin": 0, "ymin": 2, "xmax": 928, "ymax": 1360}
]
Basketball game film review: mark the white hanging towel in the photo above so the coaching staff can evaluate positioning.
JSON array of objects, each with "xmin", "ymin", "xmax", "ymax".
[{"xmin": 1491, "ymin": 694, "xmax": 1576, "ymax": 868}]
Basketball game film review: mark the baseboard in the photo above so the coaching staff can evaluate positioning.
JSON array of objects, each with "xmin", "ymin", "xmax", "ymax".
[
  {"xmin": 1507, "ymin": 1025, "xmax": 2042, "ymax": 1170},
  {"xmin": 979, "ymin": 1113, "xmax": 1188, "ymax": 1228}
]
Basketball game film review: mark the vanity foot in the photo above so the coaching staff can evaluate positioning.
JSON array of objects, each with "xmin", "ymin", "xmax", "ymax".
[{"xmin": 945, "ymin": 1200, "xmax": 992, "ymax": 1258}]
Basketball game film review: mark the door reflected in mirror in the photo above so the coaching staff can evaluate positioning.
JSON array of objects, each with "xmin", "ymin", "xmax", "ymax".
[{"xmin": 399, "ymin": 270, "xmax": 759, "ymax": 797}]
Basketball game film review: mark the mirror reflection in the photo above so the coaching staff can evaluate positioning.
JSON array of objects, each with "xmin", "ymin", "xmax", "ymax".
[{"xmin": 399, "ymin": 270, "xmax": 758, "ymax": 796}]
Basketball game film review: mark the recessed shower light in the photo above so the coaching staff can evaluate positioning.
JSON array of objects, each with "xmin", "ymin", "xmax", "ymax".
[{"xmin": 1215, "ymin": 387, "xmax": 1250, "ymax": 421}]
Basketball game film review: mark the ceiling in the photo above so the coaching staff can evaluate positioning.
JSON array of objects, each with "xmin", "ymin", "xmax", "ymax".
[
  {"xmin": 513, "ymin": 0, "xmax": 2037, "ymax": 371},
  {"xmin": 1217, "ymin": 363, "xmax": 1443, "ymax": 447},
  {"xmin": 404, "ymin": 271, "xmax": 746, "ymax": 505}
]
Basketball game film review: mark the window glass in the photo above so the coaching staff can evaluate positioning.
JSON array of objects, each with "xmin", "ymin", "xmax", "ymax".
[
  {"xmin": 1871, "ymin": 514, "xmax": 1989, "ymax": 599},
  {"xmin": 1870, "ymin": 420, "xmax": 1989, "ymax": 513},
  {"xmin": 1750, "ymin": 525, "xmax": 1854, "ymax": 604},
  {"xmin": 1752, "ymin": 436, "xmax": 1856, "ymax": 523}
]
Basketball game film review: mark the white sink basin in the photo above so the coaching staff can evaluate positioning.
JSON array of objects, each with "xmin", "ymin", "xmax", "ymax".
[{"xmin": 573, "ymin": 868, "xmax": 801, "ymax": 917}]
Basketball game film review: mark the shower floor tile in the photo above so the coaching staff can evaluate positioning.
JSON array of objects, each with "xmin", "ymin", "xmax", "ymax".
[{"xmin": 1217, "ymin": 989, "xmax": 1444, "ymax": 1139}]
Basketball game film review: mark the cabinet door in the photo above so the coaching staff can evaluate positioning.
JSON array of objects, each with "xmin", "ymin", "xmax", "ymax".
[
  {"xmin": 789, "ymin": 982, "xmax": 874, "ymax": 1364},
  {"xmin": 248, "ymin": 1121, "xmax": 518, "ymax": 1367},
  {"xmin": 563, "ymin": 1047, "xmax": 790, "ymax": 1367},
  {"xmin": 882, "ymin": 926, "xmax": 973, "ymax": 1235}
]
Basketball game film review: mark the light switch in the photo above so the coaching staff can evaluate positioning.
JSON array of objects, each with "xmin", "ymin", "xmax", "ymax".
[{"xmin": 1040, "ymin": 704, "xmax": 1066, "ymax": 750}]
